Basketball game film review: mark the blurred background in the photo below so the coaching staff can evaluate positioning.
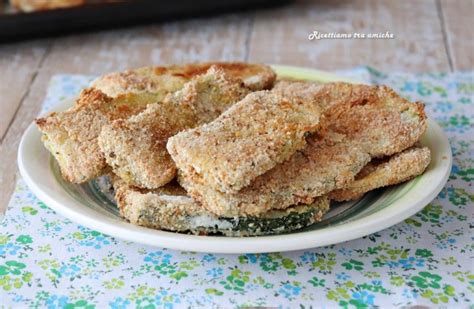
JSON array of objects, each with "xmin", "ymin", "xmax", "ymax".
[{"xmin": 0, "ymin": 0, "xmax": 472, "ymax": 222}]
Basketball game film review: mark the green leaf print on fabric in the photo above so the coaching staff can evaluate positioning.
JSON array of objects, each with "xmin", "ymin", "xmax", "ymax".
[
  {"xmin": 21, "ymin": 206, "xmax": 38, "ymax": 215},
  {"xmin": 411, "ymin": 271, "xmax": 442, "ymax": 289},
  {"xmin": 219, "ymin": 268, "xmax": 251, "ymax": 293},
  {"xmin": 16, "ymin": 235, "xmax": 33, "ymax": 244},
  {"xmin": 341, "ymin": 259, "xmax": 364, "ymax": 271},
  {"xmin": 0, "ymin": 261, "xmax": 32, "ymax": 291},
  {"xmin": 64, "ymin": 300, "xmax": 95, "ymax": 309}
]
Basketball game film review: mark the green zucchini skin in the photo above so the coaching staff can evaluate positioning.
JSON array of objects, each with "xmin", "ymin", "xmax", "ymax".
[
  {"xmin": 201, "ymin": 202, "xmax": 329, "ymax": 236},
  {"xmin": 119, "ymin": 188, "xmax": 329, "ymax": 237},
  {"xmin": 133, "ymin": 198, "xmax": 328, "ymax": 237},
  {"xmin": 113, "ymin": 177, "xmax": 330, "ymax": 237}
]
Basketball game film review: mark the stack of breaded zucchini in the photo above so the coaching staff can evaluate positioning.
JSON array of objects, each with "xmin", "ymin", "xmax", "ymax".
[{"xmin": 36, "ymin": 63, "xmax": 430, "ymax": 236}]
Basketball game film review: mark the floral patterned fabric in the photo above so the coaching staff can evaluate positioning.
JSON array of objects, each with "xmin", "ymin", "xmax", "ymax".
[{"xmin": 1, "ymin": 69, "xmax": 473, "ymax": 308}]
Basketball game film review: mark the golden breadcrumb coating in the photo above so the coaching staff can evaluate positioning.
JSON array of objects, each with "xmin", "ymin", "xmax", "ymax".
[
  {"xmin": 274, "ymin": 81, "xmax": 427, "ymax": 157},
  {"xmin": 99, "ymin": 66, "xmax": 251, "ymax": 189},
  {"xmin": 329, "ymin": 146, "xmax": 431, "ymax": 201},
  {"xmin": 178, "ymin": 82, "xmax": 427, "ymax": 217},
  {"xmin": 178, "ymin": 132, "xmax": 371, "ymax": 216},
  {"xmin": 167, "ymin": 91, "xmax": 322, "ymax": 194},
  {"xmin": 35, "ymin": 89, "xmax": 156, "ymax": 183},
  {"xmin": 36, "ymin": 63, "xmax": 276, "ymax": 184},
  {"xmin": 114, "ymin": 177, "xmax": 208, "ymax": 232},
  {"xmin": 92, "ymin": 62, "xmax": 276, "ymax": 98}
]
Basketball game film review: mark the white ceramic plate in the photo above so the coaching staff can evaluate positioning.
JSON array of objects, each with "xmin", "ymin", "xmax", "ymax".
[{"xmin": 17, "ymin": 65, "xmax": 452, "ymax": 254}]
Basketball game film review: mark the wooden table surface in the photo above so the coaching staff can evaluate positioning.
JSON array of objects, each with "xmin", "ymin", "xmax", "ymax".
[{"xmin": 0, "ymin": 0, "xmax": 472, "ymax": 214}]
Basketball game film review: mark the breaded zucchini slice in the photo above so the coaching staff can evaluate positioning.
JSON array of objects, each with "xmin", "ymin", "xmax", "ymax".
[
  {"xmin": 329, "ymin": 146, "xmax": 431, "ymax": 201},
  {"xmin": 177, "ymin": 82, "xmax": 427, "ymax": 217},
  {"xmin": 113, "ymin": 177, "xmax": 329, "ymax": 236},
  {"xmin": 36, "ymin": 63, "xmax": 276, "ymax": 184},
  {"xmin": 98, "ymin": 66, "xmax": 250, "ymax": 189},
  {"xmin": 92, "ymin": 62, "xmax": 276, "ymax": 97},
  {"xmin": 167, "ymin": 91, "xmax": 322, "ymax": 194}
]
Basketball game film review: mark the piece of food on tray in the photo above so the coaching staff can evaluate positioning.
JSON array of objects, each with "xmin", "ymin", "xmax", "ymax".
[
  {"xmin": 10, "ymin": 0, "xmax": 84, "ymax": 12},
  {"xmin": 330, "ymin": 145, "xmax": 431, "ymax": 201},
  {"xmin": 178, "ymin": 82, "xmax": 427, "ymax": 217},
  {"xmin": 92, "ymin": 62, "xmax": 276, "ymax": 98},
  {"xmin": 113, "ymin": 176, "xmax": 330, "ymax": 236},
  {"xmin": 167, "ymin": 91, "xmax": 322, "ymax": 194},
  {"xmin": 36, "ymin": 62, "xmax": 276, "ymax": 184},
  {"xmin": 99, "ymin": 66, "xmax": 251, "ymax": 189}
]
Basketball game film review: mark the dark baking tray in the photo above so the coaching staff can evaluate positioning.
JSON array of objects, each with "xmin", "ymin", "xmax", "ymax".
[{"xmin": 0, "ymin": 0, "xmax": 289, "ymax": 42}]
